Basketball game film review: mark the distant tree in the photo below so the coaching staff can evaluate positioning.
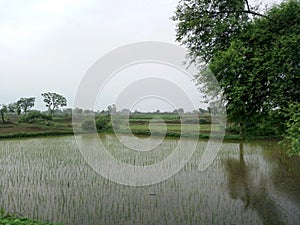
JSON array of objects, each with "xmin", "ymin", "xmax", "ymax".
[
  {"xmin": 8, "ymin": 102, "xmax": 20, "ymax": 115},
  {"xmin": 178, "ymin": 108, "xmax": 184, "ymax": 115},
  {"xmin": 120, "ymin": 108, "xmax": 131, "ymax": 114},
  {"xmin": 84, "ymin": 109, "xmax": 94, "ymax": 114},
  {"xmin": 0, "ymin": 105, "xmax": 7, "ymax": 124},
  {"xmin": 73, "ymin": 108, "xmax": 83, "ymax": 114},
  {"xmin": 63, "ymin": 108, "xmax": 72, "ymax": 114},
  {"xmin": 41, "ymin": 92, "xmax": 67, "ymax": 115},
  {"xmin": 198, "ymin": 108, "xmax": 206, "ymax": 115},
  {"xmin": 17, "ymin": 97, "xmax": 35, "ymax": 114},
  {"xmin": 107, "ymin": 104, "xmax": 117, "ymax": 114},
  {"xmin": 107, "ymin": 105, "xmax": 112, "ymax": 113}
]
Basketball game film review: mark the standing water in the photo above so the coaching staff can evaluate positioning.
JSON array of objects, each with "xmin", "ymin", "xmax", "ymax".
[{"xmin": 0, "ymin": 134, "xmax": 299, "ymax": 225}]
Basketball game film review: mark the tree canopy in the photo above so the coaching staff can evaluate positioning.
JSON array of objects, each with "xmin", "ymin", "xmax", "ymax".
[
  {"xmin": 41, "ymin": 92, "xmax": 67, "ymax": 115},
  {"xmin": 17, "ymin": 97, "xmax": 35, "ymax": 114},
  {"xmin": 173, "ymin": 0, "xmax": 300, "ymax": 153},
  {"xmin": 172, "ymin": 0, "xmax": 261, "ymax": 64}
]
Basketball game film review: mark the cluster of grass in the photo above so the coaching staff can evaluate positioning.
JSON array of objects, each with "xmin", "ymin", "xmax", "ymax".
[
  {"xmin": 0, "ymin": 217, "xmax": 62, "ymax": 225},
  {"xmin": 0, "ymin": 213, "xmax": 62, "ymax": 225}
]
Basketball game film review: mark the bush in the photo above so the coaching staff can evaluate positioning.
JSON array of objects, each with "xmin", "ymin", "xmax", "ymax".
[
  {"xmin": 199, "ymin": 119, "xmax": 208, "ymax": 124},
  {"xmin": 0, "ymin": 209, "xmax": 62, "ymax": 225},
  {"xmin": 226, "ymin": 124, "xmax": 240, "ymax": 134},
  {"xmin": 81, "ymin": 119, "xmax": 95, "ymax": 131},
  {"xmin": 18, "ymin": 111, "xmax": 52, "ymax": 124},
  {"xmin": 280, "ymin": 103, "xmax": 300, "ymax": 156},
  {"xmin": 95, "ymin": 116, "xmax": 111, "ymax": 131}
]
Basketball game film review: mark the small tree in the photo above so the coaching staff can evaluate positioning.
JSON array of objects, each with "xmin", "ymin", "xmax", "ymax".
[
  {"xmin": 0, "ymin": 105, "xmax": 7, "ymax": 124},
  {"xmin": 17, "ymin": 97, "xmax": 35, "ymax": 114},
  {"xmin": 41, "ymin": 92, "xmax": 67, "ymax": 115}
]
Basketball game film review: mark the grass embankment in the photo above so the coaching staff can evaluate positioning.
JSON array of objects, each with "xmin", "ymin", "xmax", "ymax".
[{"xmin": 0, "ymin": 116, "xmax": 74, "ymax": 139}]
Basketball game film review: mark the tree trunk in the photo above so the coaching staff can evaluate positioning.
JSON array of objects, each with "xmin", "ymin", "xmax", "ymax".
[
  {"xmin": 239, "ymin": 142, "xmax": 244, "ymax": 164},
  {"xmin": 240, "ymin": 122, "xmax": 245, "ymax": 140},
  {"xmin": 1, "ymin": 112, "xmax": 5, "ymax": 124}
]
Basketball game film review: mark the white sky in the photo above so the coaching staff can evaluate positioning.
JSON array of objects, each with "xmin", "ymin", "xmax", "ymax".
[{"xmin": 0, "ymin": 0, "xmax": 281, "ymax": 112}]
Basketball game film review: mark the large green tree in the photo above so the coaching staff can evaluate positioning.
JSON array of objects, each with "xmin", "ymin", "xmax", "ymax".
[
  {"xmin": 41, "ymin": 92, "xmax": 67, "ymax": 115},
  {"xmin": 173, "ymin": 0, "xmax": 300, "ymax": 143},
  {"xmin": 210, "ymin": 1, "xmax": 299, "ymax": 135}
]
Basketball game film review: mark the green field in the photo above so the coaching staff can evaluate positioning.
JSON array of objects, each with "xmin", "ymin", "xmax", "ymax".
[{"xmin": 0, "ymin": 112, "xmax": 238, "ymax": 140}]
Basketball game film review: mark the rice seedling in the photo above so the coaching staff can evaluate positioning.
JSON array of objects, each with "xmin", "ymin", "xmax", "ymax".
[{"xmin": 0, "ymin": 135, "xmax": 299, "ymax": 225}]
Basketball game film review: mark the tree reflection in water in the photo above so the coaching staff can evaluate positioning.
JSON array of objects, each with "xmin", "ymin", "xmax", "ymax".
[{"xmin": 225, "ymin": 143, "xmax": 285, "ymax": 225}]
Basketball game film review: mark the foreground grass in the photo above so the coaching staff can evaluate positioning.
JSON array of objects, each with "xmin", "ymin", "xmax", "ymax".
[{"xmin": 0, "ymin": 215, "xmax": 63, "ymax": 225}]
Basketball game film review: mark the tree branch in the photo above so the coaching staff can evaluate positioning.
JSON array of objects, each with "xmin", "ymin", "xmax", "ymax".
[
  {"xmin": 245, "ymin": 0, "xmax": 251, "ymax": 12},
  {"xmin": 206, "ymin": 10, "xmax": 270, "ymax": 19}
]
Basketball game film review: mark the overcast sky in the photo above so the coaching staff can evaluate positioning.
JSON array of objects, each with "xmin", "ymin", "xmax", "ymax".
[{"xmin": 0, "ymin": 0, "xmax": 281, "ymax": 112}]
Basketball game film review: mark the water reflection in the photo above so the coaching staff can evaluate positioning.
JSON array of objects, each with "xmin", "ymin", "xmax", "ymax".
[
  {"xmin": 263, "ymin": 143, "xmax": 300, "ymax": 204},
  {"xmin": 225, "ymin": 143, "xmax": 286, "ymax": 225}
]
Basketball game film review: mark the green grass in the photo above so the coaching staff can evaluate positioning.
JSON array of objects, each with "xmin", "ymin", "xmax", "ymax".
[{"xmin": 0, "ymin": 215, "xmax": 62, "ymax": 225}]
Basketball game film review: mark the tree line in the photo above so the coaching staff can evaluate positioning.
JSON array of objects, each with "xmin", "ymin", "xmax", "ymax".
[{"xmin": 0, "ymin": 92, "xmax": 67, "ymax": 124}]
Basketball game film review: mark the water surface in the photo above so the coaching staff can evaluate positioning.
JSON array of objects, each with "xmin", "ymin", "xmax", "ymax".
[{"xmin": 0, "ymin": 134, "xmax": 299, "ymax": 225}]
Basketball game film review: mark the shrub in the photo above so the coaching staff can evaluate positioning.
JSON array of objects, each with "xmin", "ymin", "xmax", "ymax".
[
  {"xmin": 226, "ymin": 124, "xmax": 240, "ymax": 134},
  {"xmin": 280, "ymin": 103, "xmax": 300, "ymax": 156},
  {"xmin": 95, "ymin": 116, "xmax": 111, "ymax": 131},
  {"xmin": 81, "ymin": 119, "xmax": 95, "ymax": 131},
  {"xmin": 18, "ymin": 111, "xmax": 52, "ymax": 123},
  {"xmin": 199, "ymin": 119, "xmax": 208, "ymax": 124}
]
